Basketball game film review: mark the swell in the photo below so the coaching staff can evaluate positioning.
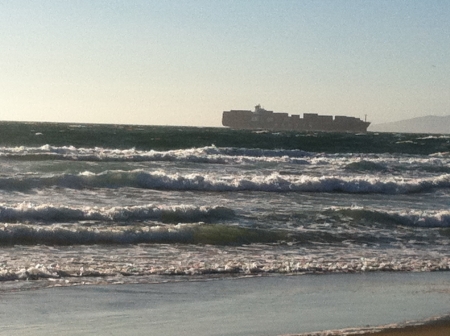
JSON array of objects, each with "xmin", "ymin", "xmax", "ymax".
[
  {"xmin": 344, "ymin": 159, "xmax": 450, "ymax": 174},
  {"xmin": 0, "ymin": 223, "xmax": 287, "ymax": 246},
  {"xmin": 0, "ymin": 221, "xmax": 420, "ymax": 246}
]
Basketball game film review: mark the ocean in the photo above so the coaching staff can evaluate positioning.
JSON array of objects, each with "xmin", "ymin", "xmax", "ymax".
[{"xmin": 0, "ymin": 121, "xmax": 449, "ymax": 290}]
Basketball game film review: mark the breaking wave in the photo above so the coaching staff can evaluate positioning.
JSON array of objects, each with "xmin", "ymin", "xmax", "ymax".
[
  {"xmin": 331, "ymin": 207, "xmax": 450, "ymax": 227},
  {"xmin": 0, "ymin": 145, "xmax": 312, "ymax": 164},
  {"xmin": 0, "ymin": 203, "xmax": 235, "ymax": 223},
  {"xmin": 3, "ymin": 146, "xmax": 450, "ymax": 174},
  {"xmin": 2, "ymin": 170, "xmax": 450, "ymax": 194}
]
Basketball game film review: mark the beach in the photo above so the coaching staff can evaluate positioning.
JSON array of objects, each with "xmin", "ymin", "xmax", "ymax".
[
  {"xmin": 336, "ymin": 318, "xmax": 450, "ymax": 336},
  {"xmin": 1, "ymin": 272, "xmax": 449, "ymax": 336}
]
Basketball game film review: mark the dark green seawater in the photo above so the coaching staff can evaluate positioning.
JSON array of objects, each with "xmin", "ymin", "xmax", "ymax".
[
  {"xmin": 1, "ymin": 121, "xmax": 449, "ymax": 154},
  {"xmin": 0, "ymin": 121, "xmax": 449, "ymax": 290}
]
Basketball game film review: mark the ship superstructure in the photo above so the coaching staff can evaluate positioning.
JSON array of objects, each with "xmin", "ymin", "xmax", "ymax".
[{"xmin": 222, "ymin": 105, "xmax": 370, "ymax": 132}]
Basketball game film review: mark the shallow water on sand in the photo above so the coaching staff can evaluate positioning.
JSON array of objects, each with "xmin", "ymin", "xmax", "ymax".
[{"xmin": 0, "ymin": 272, "xmax": 449, "ymax": 336}]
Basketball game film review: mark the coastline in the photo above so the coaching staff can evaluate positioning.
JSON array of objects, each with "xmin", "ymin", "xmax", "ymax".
[
  {"xmin": 290, "ymin": 316, "xmax": 450, "ymax": 335},
  {"xmin": 366, "ymin": 318, "xmax": 450, "ymax": 336},
  {"xmin": 0, "ymin": 272, "xmax": 449, "ymax": 336}
]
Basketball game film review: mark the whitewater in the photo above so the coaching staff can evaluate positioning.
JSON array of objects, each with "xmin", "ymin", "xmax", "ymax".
[{"xmin": 0, "ymin": 121, "xmax": 449, "ymax": 289}]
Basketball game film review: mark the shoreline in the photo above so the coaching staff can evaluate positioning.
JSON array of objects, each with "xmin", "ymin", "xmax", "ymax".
[
  {"xmin": 369, "ymin": 318, "xmax": 450, "ymax": 336},
  {"xmin": 289, "ymin": 315, "xmax": 450, "ymax": 335},
  {"xmin": 0, "ymin": 272, "xmax": 449, "ymax": 336}
]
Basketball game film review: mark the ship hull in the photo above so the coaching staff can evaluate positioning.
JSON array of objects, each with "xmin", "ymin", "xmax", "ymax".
[{"xmin": 222, "ymin": 108, "xmax": 370, "ymax": 132}]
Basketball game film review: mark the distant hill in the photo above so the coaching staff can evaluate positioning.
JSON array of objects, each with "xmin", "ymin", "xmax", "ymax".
[{"xmin": 369, "ymin": 115, "xmax": 450, "ymax": 134}]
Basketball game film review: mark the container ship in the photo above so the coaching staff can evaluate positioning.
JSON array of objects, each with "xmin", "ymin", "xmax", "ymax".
[{"xmin": 222, "ymin": 105, "xmax": 370, "ymax": 132}]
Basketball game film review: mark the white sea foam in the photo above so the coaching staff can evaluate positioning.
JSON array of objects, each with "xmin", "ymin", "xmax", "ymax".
[{"xmin": 0, "ymin": 242, "xmax": 448, "ymax": 283}]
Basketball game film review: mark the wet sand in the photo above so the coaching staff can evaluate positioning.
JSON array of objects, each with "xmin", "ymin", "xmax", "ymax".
[
  {"xmin": 375, "ymin": 325, "xmax": 450, "ymax": 336},
  {"xmin": 292, "ymin": 316, "xmax": 450, "ymax": 335},
  {"xmin": 358, "ymin": 318, "xmax": 450, "ymax": 336},
  {"xmin": 0, "ymin": 272, "xmax": 449, "ymax": 336}
]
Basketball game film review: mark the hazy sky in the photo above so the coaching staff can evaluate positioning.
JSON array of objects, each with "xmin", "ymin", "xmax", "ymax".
[{"xmin": 1, "ymin": 1, "xmax": 449, "ymax": 126}]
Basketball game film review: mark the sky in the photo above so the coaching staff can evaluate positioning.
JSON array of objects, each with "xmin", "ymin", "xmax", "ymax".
[{"xmin": 1, "ymin": 1, "xmax": 449, "ymax": 126}]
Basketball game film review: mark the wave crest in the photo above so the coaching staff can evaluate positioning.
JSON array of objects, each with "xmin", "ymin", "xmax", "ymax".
[
  {"xmin": 2, "ymin": 170, "xmax": 449, "ymax": 194},
  {"xmin": 0, "ymin": 145, "xmax": 312, "ymax": 164},
  {"xmin": 0, "ymin": 223, "xmax": 283, "ymax": 246},
  {"xmin": 331, "ymin": 206, "xmax": 450, "ymax": 227}
]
